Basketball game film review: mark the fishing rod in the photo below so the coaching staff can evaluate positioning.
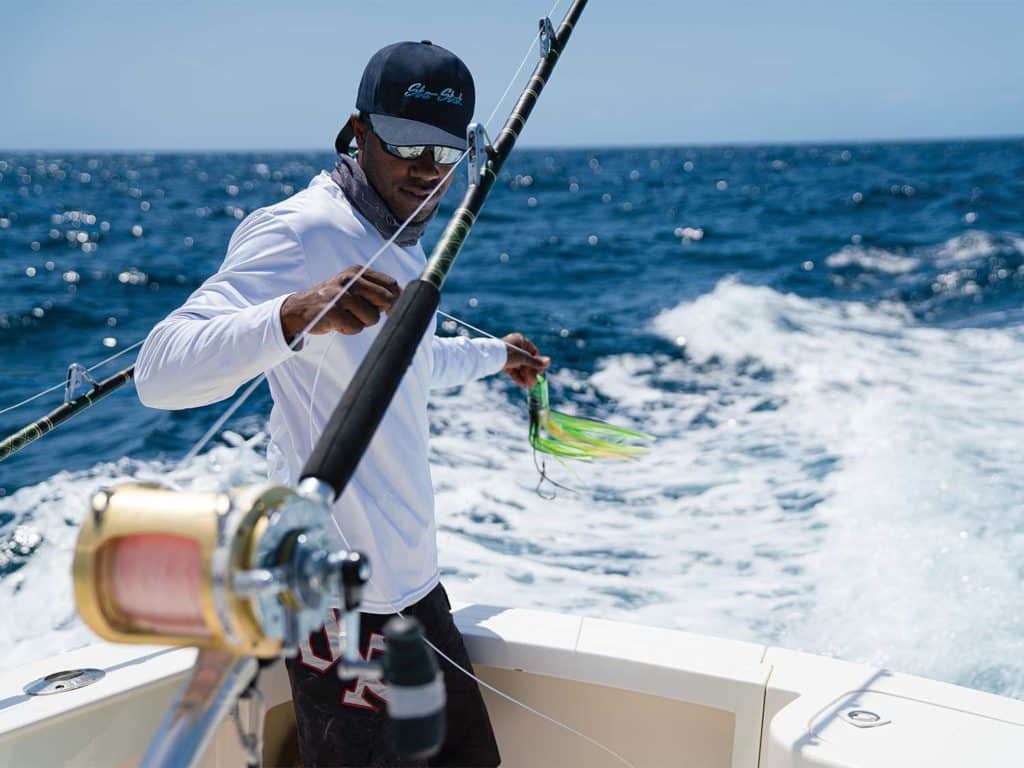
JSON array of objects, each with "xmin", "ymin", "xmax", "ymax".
[{"xmin": 0, "ymin": 364, "xmax": 135, "ymax": 463}]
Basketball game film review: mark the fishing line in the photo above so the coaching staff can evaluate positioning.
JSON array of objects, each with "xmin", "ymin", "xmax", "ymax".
[
  {"xmin": 482, "ymin": 0, "xmax": 561, "ymax": 129},
  {"xmin": 433, "ymin": 650, "xmax": 638, "ymax": 768},
  {"xmin": 0, "ymin": 339, "xmax": 144, "ymax": 417},
  {"xmin": 304, "ymin": 303, "xmax": 542, "ymax": 452},
  {"xmin": 437, "ymin": 309, "xmax": 517, "ymax": 348},
  {"xmin": 532, "ymin": 449, "xmax": 583, "ymax": 499}
]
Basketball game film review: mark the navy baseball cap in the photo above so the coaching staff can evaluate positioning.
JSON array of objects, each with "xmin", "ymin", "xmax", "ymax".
[{"xmin": 335, "ymin": 41, "xmax": 475, "ymax": 155}]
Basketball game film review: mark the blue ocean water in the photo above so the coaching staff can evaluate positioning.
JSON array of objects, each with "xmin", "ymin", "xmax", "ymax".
[{"xmin": 2, "ymin": 141, "xmax": 1023, "ymax": 697}]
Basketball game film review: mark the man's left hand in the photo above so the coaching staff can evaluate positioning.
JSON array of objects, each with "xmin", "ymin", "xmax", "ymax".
[{"xmin": 501, "ymin": 333, "xmax": 550, "ymax": 388}]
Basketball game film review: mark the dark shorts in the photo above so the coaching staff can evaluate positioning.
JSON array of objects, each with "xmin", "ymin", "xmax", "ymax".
[{"xmin": 286, "ymin": 582, "xmax": 501, "ymax": 768}]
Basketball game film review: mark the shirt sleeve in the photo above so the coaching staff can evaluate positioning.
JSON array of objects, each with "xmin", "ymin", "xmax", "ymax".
[
  {"xmin": 430, "ymin": 335, "xmax": 508, "ymax": 391},
  {"xmin": 135, "ymin": 210, "xmax": 310, "ymax": 410}
]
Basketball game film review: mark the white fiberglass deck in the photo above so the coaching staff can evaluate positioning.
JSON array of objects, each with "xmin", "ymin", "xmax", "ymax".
[{"xmin": 1, "ymin": 604, "xmax": 1023, "ymax": 767}]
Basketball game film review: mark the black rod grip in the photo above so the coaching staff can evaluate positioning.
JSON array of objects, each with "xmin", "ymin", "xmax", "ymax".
[{"xmin": 300, "ymin": 279, "xmax": 441, "ymax": 499}]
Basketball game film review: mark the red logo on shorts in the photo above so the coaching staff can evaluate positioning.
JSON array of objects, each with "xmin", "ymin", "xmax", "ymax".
[
  {"xmin": 296, "ymin": 611, "xmax": 390, "ymax": 712},
  {"xmin": 341, "ymin": 632, "xmax": 389, "ymax": 712}
]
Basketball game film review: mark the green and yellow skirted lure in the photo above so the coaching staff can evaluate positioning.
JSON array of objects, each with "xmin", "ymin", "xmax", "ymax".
[{"xmin": 528, "ymin": 374, "xmax": 654, "ymax": 461}]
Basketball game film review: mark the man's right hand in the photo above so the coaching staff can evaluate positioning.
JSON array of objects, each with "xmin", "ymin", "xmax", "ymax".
[{"xmin": 280, "ymin": 265, "xmax": 401, "ymax": 344}]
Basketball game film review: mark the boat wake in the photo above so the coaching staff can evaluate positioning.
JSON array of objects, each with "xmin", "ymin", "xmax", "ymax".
[{"xmin": 3, "ymin": 278, "xmax": 1024, "ymax": 699}]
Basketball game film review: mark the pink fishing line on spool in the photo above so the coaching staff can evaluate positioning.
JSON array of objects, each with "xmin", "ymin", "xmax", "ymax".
[{"xmin": 107, "ymin": 534, "xmax": 211, "ymax": 637}]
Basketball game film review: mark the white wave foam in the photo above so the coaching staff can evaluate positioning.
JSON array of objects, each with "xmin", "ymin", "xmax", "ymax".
[
  {"xmin": 651, "ymin": 279, "xmax": 1024, "ymax": 689},
  {"xmin": 825, "ymin": 246, "xmax": 920, "ymax": 275},
  {"xmin": 437, "ymin": 280, "xmax": 1024, "ymax": 696},
  {"xmin": 935, "ymin": 230, "xmax": 1024, "ymax": 266},
  {"xmin": 5, "ymin": 281, "xmax": 1024, "ymax": 700}
]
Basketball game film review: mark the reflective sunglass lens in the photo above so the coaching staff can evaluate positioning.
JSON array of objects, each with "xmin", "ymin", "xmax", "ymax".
[
  {"xmin": 433, "ymin": 147, "xmax": 463, "ymax": 164},
  {"xmin": 385, "ymin": 141, "xmax": 461, "ymax": 165},
  {"xmin": 392, "ymin": 145, "xmax": 425, "ymax": 160}
]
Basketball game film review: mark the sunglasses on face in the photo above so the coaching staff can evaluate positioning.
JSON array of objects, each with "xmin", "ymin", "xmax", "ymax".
[{"xmin": 364, "ymin": 118, "xmax": 463, "ymax": 166}]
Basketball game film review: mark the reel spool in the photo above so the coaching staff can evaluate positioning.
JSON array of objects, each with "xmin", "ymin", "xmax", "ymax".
[{"xmin": 73, "ymin": 481, "xmax": 368, "ymax": 657}]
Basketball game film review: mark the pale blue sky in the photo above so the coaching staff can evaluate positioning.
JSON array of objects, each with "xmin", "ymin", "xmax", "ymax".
[{"xmin": 3, "ymin": 1, "xmax": 1022, "ymax": 150}]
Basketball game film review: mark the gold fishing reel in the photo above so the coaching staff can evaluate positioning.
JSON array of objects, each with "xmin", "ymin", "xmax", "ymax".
[
  {"xmin": 73, "ymin": 481, "xmax": 368, "ymax": 658},
  {"xmin": 73, "ymin": 480, "xmax": 448, "ymax": 766}
]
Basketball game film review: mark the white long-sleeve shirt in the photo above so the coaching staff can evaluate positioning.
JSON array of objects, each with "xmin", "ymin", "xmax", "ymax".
[{"xmin": 136, "ymin": 171, "xmax": 507, "ymax": 612}]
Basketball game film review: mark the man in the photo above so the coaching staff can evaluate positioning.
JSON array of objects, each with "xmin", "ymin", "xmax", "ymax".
[{"xmin": 136, "ymin": 40, "xmax": 549, "ymax": 766}]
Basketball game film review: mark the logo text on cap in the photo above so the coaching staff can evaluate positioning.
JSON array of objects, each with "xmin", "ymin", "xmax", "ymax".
[{"xmin": 404, "ymin": 83, "xmax": 464, "ymax": 106}]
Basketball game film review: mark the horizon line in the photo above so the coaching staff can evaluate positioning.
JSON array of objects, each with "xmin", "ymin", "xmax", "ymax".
[{"xmin": 2, "ymin": 132, "xmax": 1022, "ymax": 156}]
